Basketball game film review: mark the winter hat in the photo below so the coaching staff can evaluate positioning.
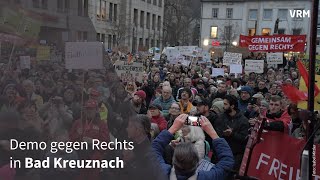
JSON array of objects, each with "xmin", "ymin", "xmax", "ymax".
[
  {"xmin": 261, "ymin": 100, "xmax": 269, "ymax": 108},
  {"xmin": 134, "ymin": 90, "xmax": 146, "ymax": 100},
  {"xmin": 2, "ymin": 83, "xmax": 17, "ymax": 95},
  {"xmin": 149, "ymin": 103, "xmax": 163, "ymax": 111},
  {"xmin": 211, "ymin": 101, "xmax": 224, "ymax": 114},
  {"xmin": 240, "ymin": 86, "xmax": 253, "ymax": 95}
]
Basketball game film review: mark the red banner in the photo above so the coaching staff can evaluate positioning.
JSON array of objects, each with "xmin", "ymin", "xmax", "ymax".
[
  {"xmin": 239, "ymin": 34, "xmax": 306, "ymax": 52},
  {"xmin": 247, "ymin": 131, "xmax": 320, "ymax": 180}
]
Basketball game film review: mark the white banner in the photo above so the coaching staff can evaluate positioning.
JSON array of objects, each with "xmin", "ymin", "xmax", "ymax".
[
  {"xmin": 65, "ymin": 42, "xmax": 103, "ymax": 70},
  {"xmin": 212, "ymin": 68, "xmax": 224, "ymax": 77},
  {"xmin": 114, "ymin": 61, "xmax": 144, "ymax": 83},
  {"xmin": 223, "ymin": 52, "xmax": 242, "ymax": 65},
  {"xmin": 245, "ymin": 60, "xmax": 264, "ymax": 74},
  {"xmin": 20, "ymin": 56, "xmax": 31, "ymax": 69},
  {"xmin": 230, "ymin": 64, "xmax": 243, "ymax": 74},
  {"xmin": 176, "ymin": 46, "xmax": 197, "ymax": 56},
  {"xmin": 267, "ymin": 53, "xmax": 283, "ymax": 64}
]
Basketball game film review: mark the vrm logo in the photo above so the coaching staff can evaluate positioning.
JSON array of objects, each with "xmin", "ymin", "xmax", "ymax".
[{"xmin": 289, "ymin": 10, "xmax": 311, "ymax": 18}]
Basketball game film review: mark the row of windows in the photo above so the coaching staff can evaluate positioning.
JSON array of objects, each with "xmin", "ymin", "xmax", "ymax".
[
  {"xmin": 133, "ymin": 9, "xmax": 161, "ymax": 30},
  {"xmin": 141, "ymin": 0, "xmax": 162, "ymax": 7},
  {"xmin": 96, "ymin": 1, "xmax": 118, "ymax": 22},
  {"xmin": 212, "ymin": 8, "xmax": 305, "ymax": 20},
  {"xmin": 209, "ymin": 26, "xmax": 302, "ymax": 39},
  {"xmin": 133, "ymin": 37, "xmax": 160, "ymax": 51}
]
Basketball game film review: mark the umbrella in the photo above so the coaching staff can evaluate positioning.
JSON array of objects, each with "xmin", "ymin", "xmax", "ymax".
[{"xmin": 148, "ymin": 47, "xmax": 160, "ymax": 54}]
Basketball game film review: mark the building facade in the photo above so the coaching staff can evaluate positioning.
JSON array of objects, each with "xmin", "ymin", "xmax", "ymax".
[
  {"xmin": 91, "ymin": 0, "xmax": 164, "ymax": 52},
  {"xmin": 1, "ymin": 0, "xmax": 97, "ymax": 49},
  {"xmin": 200, "ymin": 0, "xmax": 312, "ymax": 54}
]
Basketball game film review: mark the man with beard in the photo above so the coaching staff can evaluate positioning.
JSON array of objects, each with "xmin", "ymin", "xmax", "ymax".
[
  {"xmin": 131, "ymin": 90, "xmax": 148, "ymax": 114},
  {"xmin": 214, "ymin": 95, "xmax": 249, "ymax": 172},
  {"xmin": 238, "ymin": 86, "xmax": 252, "ymax": 112},
  {"xmin": 209, "ymin": 82, "xmax": 227, "ymax": 103}
]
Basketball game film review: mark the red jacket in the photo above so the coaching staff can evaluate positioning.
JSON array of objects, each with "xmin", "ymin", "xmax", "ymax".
[
  {"xmin": 264, "ymin": 110, "xmax": 291, "ymax": 134},
  {"xmin": 151, "ymin": 115, "xmax": 167, "ymax": 131}
]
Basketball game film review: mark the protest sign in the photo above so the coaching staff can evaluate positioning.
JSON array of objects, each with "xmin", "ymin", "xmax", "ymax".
[
  {"xmin": 114, "ymin": 61, "xmax": 144, "ymax": 83},
  {"xmin": 244, "ymin": 60, "xmax": 264, "ymax": 74},
  {"xmin": 164, "ymin": 47, "xmax": 180, "ymax": 64},
  {"xmin": 20, "ymin": 56, "xmax": 30, "ymax": 69},
  {"xmin": 230, "ymin": 64, "xmax": 242, "ymax": 74},
  {"xmin": 65, "ymin": 42, "xmax": 103, "ymax": 70},
  {"xmin": 153, "ymin": 53, "xmax": 161, "ymax": 60},
  {"xmin": 239, "ymin": 34, "xmax": 306, "ymax": 52},
  {"xmin": 267, "ymin": 52, "xmax": 283, "ymax": 64},
  {"xmin": 247, "ymin": 131, "xmax": 320, "ymax": 180},
  {"xmin": 223, "ymin": 52, "xmax": 242, "ymax": 65},
  {"xmin": 202, "ymin": 52, "xmax": 211, "ymax": 62},
  {"xmin": 176, "ymin": 46, "xmax": 197, "ymax": 56},
  {"xmin": 36, "ymin": 46, "xmax": 50, "ymax": 61},
  {"xmin": 212, "ymin": 68, "xmax": 224, "ymax": 77},
  {"xmin": 181, "ymin": 59, "xmax": 191, "ymax": 67}
]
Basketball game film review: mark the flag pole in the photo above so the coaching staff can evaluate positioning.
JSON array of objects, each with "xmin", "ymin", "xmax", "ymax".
[{"xmin": 306, "ymin": 0, "xmax": 319, "ymax": 179}]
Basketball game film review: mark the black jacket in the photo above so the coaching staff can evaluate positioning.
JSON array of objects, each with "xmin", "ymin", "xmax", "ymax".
[
  {"xmin": 204, "ymin": 111, "xmax": 218, "ymax": 149},
  {"xmin": 214, "ymin": 111, "xmax": 249, "ymax": 155}
]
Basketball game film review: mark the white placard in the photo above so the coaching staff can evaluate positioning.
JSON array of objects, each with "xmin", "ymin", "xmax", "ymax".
[
  {"xmin": 153, "ymin": 53, "xmax": 161, "ymax": 60},
  {"xmin": 267, "ymin": 53, "xmax": 283, "ymax": 64},
  {"xmin": 212, "ymin": 68, "xmax": 224, "ymax": 77},
  {"xmin": 245, "ymin": 60, "xmax": 264, "ymax": 74},
  {"xmin": 166, "ymin": 48, "xmax": 181, "ymax": 64},
  {"xmin": 202, "ymin": 52, "xmax": 211, "ymax": 62},
  {"xmin": 114, "ymin": 61, "xmax": 144, "ymax": 83},
  {"xmin": 223, "ymin": 52, "xmax": 242, "ymax": 65},
  {"xmin": 65, "ymin": 42, "xmax": 103, "ymax": 70},
  {"xmin": 176, "ymin": 46, "xmax": 197, "ymax": 56},
  {"xmin": 181, "ymin": 59, "xmax": 191, "ymax": 67},
  {"xmin": 230, "ymin": 64, "xmax": 243, "ymax": 74},
  {"xmin": 20, "ymin": 56, "xmax": 31, "ymax": 69}
]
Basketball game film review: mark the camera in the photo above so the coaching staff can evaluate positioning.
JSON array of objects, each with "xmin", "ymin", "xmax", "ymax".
[{"xmin": 185, "ymin": 116, "xmax": 201, "ymax": 126}]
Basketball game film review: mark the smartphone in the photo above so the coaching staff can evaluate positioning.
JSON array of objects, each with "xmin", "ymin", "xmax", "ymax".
[{"xmin": 185, "ymin": 116, "xmax": 201, "ymax": 126}]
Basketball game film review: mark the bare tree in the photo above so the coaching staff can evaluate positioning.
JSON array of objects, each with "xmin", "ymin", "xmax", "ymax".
[{"xmin": 219, "ymin": 20, "xmax": 240, "ymax": 51}]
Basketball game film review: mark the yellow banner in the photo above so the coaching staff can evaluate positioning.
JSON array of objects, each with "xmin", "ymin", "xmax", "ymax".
[
  {"xmin": 298, "ymin": 75, "xmax": 320, "ymax": 110},
  {"xmin": 36, "ymin": 46, "xmax": 50, "ymax": 61}
]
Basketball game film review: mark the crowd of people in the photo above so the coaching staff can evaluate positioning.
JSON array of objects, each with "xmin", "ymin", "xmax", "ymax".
[{"xmin": 0, "ymin": 49, "xmax": 319, "ymax": 180}]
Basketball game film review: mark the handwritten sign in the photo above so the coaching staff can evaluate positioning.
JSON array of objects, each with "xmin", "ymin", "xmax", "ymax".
[
  {"xmin": 65, "ymin": 42, "xmax": 103, "ymax": 70},
  {"xmin": 245, "ymin": 60, "xmax": 264, "ymax": 74},
  {"xmin": 223, "ymin": 52, "xmax": 242, "ymax": 65},
  {"xmin": 230, "ymin": 64, "xmax": 243, "ymax": 74},
  {"xmin": 267, "ymin": 53, "xmax": 283, "ymax": 64},
  {"xmin": 181, "ymin": 59, "xmax": 191, "ymax": 67},
  {"xmin": 114, "ymin": 61, "xmax": 144, "ymax": 83},
  {"xmin": 153, "ymin": 53, "xmax": 161, "ymax": 60},
  {"xmin": 176, "ymin": 46, "xmax": 197, "ymax": 56},
  {"xmin": 20, "ymin": 56, "xmax": 31, "ymax": 69},
  {"xmin": 212, "ymin": 68, "xmax": 224, "ymax": 77}
]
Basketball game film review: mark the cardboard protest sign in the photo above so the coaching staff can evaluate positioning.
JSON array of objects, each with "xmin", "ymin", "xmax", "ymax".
[
  {"xmin": 36, "ymin": 46, "xmax": 50, "ymax": 61},
  {"xmin": 267, "ymin": 52, "xmax": 283, "ymax": 64},
  {"xmin": 65, "ymin": 42, "xmax": 103, "ymax": 70},
  {"xmin": 153, "ymin": 53, "xmax": 161, "ymax": 60},
  {"xmin": 212, "ymin": 68, "xmax": 224, "ymax": 77},
  {"xmin": 114, "ymin": 61, "xmax": 144, "ymax": 83},
  {"xmin": 202, "ymin": 52, "xmax": 211, "ymax": 62},
  {"xmin": 164, "ymin": 47, "xmax": 180, "ymax": 64},
  {"xmin": 247, "ymin": 131, "xmax": 320, "ymax": 180},
  {"xmin": 230, "ymin": 64, "xmax": 242, "ymax": 74},
  {"xmin": 223, "ymin": 52, "xmax": 242, "ymax": 65},
  {"xmin": 20, "ymin": 56, "xmax": 31, "ymax": 69},
  {"xmin": 244, "ymin": 60, "xmax": 264, "ymax": 74},
  {"xmin": 176, "ymin": 46, "xmax": 197, "ymax": 56},
  {"xmin": 181, "ymin": 59, "xmax": 191, "ymax": 67}
]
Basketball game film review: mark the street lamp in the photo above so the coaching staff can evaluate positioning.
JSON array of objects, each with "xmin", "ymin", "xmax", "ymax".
[
  {"xmin": 232, "ymin": 41, "xmax": 238, "ymax": 46},
  {"xmin": 203, "ymin": 39, "xmax": 209, "ymax": 46}
]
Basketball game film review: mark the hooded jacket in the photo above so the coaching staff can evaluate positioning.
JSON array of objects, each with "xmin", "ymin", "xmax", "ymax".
[
  {"xmin": 151, "ymin": 115, "xmax": 168, "ymax": 131},
  {"xmin": 152, "ymin": 130, "xmax": 234, "ymax": 180},
  {"xmin": 153, "ymin": 96, "xmax": 176, "ymax": 116}
]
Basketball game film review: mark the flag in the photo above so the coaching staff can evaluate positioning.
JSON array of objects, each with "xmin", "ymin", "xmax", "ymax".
[
  {"xmin": 297, "ymin": 60, "xmax": 320, "ymax": 96},
  {"xmin": 281, "ymin": 84, "xmax": 307, "ymax": 103}
]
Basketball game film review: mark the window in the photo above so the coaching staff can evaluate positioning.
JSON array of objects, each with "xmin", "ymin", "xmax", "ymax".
[
  {"xmin": 97, "ymin": 0, "xmax": 101, "ymax": 18},
  {"xmin": 248, "ymin": 28, "xmax": 256, "ymax": 36},
  {"xmin": 83, "ymin": 31, "xmax": 87, "ymax": 41},
  {"xmin": 108, "ymin": 35, "xmax": 112, "ymax": 49},
  {"xmin": 101, "ymin": 1, "xmax": 106, "ymax": 19},
  {"xmin": 293, "ymin": 9, "xmax": 304, "ymax": 21},
  {"xmin": 65, "ymin": 0, "xmax": 70, "ymax": 12},
  {"xmin": 249, "ymin": 9, "xmax": 257, "ymax": 20},
  {"xmin": 159, "ymin": 0, "xmax": 162, "ymax": 7},
  {"xmin": 157, "ymin": 16, "xmax": 161, "ymax": 30},
  {"xmin": 262, "ymin": 28, "xmax": 271, "ymax": 35},
  {"xmin": 263, "ymin": 9, "xmax": 273, "ymax": 20},
  {"xmin": 57, "ymin": 0, "xmax": 63, "ymax": 11},
  {"xmin": 101, "ymin": 34, "xmax": 105, "ymax": 43},
  {"xmin": 33, "ymin": 0, "xmax": 39, "ymax": 8},
  {"xmin": 157, "ymin": 40, "xmax": 160, "ymax": 48},
  {"xmin": 317, "ymin": 28, "xmax": 320, "ymax": 36},
  {"xmin": 153, "ymin": 0, "xmax": 157, "ymax": 5},
  {"xmin": 114, "ymin": 4, "xmax": 117, "ymax": 22},
  {"xmin": 278, "ymin": 9, "xmax": 288, "ymax": 20},
  {"xmin": 113, "ymin": 35, "xmax": 117, "ymax": 46},
  {"xmin": 146, "ymin": 38, "xmax": 149, "ymax": 48},
  {"xmin": 78, "ymin": 0, "xmax": 88, "ymax": 16},
  {"xmin": 226, "ymin": 8, "xmax": 233, "ymax": 19},
  {"xmin": 41, "ymin": 0, "xmax": 48, "ymax": 9},
  {"xmin": 97, "ymin": 33, "xmax": 101, "ymax": 41},
  {"xmin": 224, "ymin": 26, "xmax": 232, "ymax": 39},
  {"xmin": 152, "ymin": 14, "xmax": 156, "ymax": 30},
  {"xmin": 140, "ymin": 11, "xmax": 145, "ymax": 28},
  {"xmin": 293, "ymin": 28, "xmax": 302, "ymax": 35},
  {"xmin": 212, "ymin": 8, "xmax": 218, "ymax": 18},
  {"xmin": 139, "ymin": 38, "xmax": 143, "ymax": 47},
  {"xmin": 109, "ymin": 3, "xmax": 113, "ymax": 21},
  {"xmin": 210, "ymin": 26, "xmax": 218, "ymax": 38},
  {"xmin": 147, "ymin": 0, "xmax": 151, "ymax": 3},
  {"xmin": 278, "ymin": 29, "xmax": 285, "ymax": 34},
  {"xmin": 146, "ymin": 12, "xmax": 150, "ymax": 29},
  {"xmin": 227, "ymin": 2, "xmax": 233, "ymax": 5},
  {"xmin": 134, "ymin": 9, "xmax": 138, "ymax": 26}
]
